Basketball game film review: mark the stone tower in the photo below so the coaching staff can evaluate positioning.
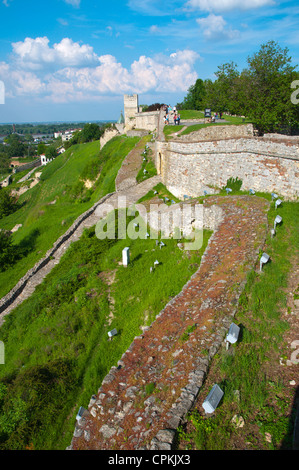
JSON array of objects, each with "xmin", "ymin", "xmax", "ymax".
[{"xmin": 124, "ymin": 94, "xmax": 139, "ymax": 127}]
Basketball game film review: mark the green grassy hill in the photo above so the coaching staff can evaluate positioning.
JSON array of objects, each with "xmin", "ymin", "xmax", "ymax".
[
  {"xmin": 0, "ymin": 208, "xmax": 211, "ymax": 450},
  {"xmin": 0, "ymin": 135, "xmax": 140, "ymax": 298}
]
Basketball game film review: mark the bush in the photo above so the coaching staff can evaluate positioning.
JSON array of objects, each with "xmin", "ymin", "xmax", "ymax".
[
  {"xmin": 0, "ymin": 231, "xmax": 17, "ymax": 272},
  {"xmin": 0, "ymin": 188, "xmax": 17, "ymax": 219},
  {"xmin": 0, "ymin": 359, "xmax": 76, "ymax": 450},
  {"xmin": 225, "ymin": 177, "xmax": 243, "ymax": 192}
]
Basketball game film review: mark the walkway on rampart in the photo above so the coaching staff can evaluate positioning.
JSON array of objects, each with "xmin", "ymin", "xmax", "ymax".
[
  {"xmin": 115, "ymin": 136, "xmax": 151, "ymax": 191},
  {"xmin": 69, "ymin": 194, "xmax": 269, "ymax": 450}
]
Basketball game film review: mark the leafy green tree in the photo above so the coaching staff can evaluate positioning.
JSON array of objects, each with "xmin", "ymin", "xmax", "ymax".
[
  {"xmin": 0, "ymin": 360, "xmax": 76, "ymax": 449},
  {"xmin": 80, "ymin": 123, "xmax": 102, "ymax": 143},
  {"xmin": 37, "ymin": 142, "xmax": 47, "ymax": 155},
  {"xmin": 0, "ymin": 153, "xmax": 10, "ymax": 174},
  {"xmin": 213, "ymin": 62, "xmax": 240, "ymax": 114},
  {"xmin": 0, "ymin": 188, "xmax": 17, "ymax": 219},
  {"xmin": 0, "ymin": 231, "xmax": 16, "ymax": 271},
  {"xmin": 5, "ymin": 135, "xmax": 26, "ymax": 158},
  {"xmin": 177, "ymin": 79, "xmax": 206, "ymax": 110},
  {"xmin": 245, "ymin": 40, "xmax": 298, "ymax": 133},
  {"xmin": 45, "ymin": 146, "xmax": 57, "ymax": 159}
]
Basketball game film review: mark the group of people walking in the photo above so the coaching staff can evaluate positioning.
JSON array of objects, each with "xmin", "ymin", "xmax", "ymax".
[{"xmin": 163, "ymin": 104, "xmax": 181, "ymax": 125}]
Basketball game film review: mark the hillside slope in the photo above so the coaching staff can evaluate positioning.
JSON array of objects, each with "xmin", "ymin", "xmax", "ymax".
[{"xmin": 0, "ymin": 135, "xmax": 140, "ymax": 298}]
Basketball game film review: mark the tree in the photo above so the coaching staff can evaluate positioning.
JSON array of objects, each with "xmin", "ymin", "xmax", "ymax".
[
  {"xmin": 177, "ymin": 79, "xmax": 206, "ymax": 110},
  {"xmin": 64, "ymin": 123, "xmax": 106, "ymax": 150},
  {"xmin": 45, "ymin": 146, "xmax": 57, "ymax": 160},
  {"xmin": 213, "ymin": 62, "xmax": 240, "ymax": 114},
  {"xmin": 5, "ymin": 135, "xmax": 26, "ymax": 158},
  {"xmin": 0, "ymin": 231, "xmax": 16, "ymax": 271},
  {"xmin": 245, "ymin": 40, "xmax": 298, "ymax": 133},
  {"xmin": 0, "ymin": 188, "xmax": 17, "ymax": 219},
  {"xmin": 37, "ymin": 142, "xmax": 47, "ymax": 155},
  {"xmin": 80, "ymin": 123, "xmax": 102, "ymax": 143},
  {"xmin": 146, "ymin": 103, "xmax": 164, "ymax": 112},
  {"xmin": 0, "ymin": 153, "xmax": 10, "ymax": 175}
]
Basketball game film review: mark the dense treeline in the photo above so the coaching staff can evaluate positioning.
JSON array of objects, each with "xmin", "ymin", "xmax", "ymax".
[
  {"xmin": 0, "ymin": 121, "xmax": 107, "ymax": 137},
  {"xmin": 63, "ymin": 122, "xmax": 113, "ymax": 150},
  {"xmin": 177, "ymin": 41, "xmax": 299, "ymax": 134}
]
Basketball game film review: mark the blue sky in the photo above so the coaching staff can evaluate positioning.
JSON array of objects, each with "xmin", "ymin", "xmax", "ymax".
[{"xmin": 0, "ymin": 0, "xmax": 298, "ymax": 123}]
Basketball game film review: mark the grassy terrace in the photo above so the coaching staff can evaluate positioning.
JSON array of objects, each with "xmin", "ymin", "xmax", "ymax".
[{"xmin": 0, "ymin": 135, "xmax": 140, "ymax": 298}]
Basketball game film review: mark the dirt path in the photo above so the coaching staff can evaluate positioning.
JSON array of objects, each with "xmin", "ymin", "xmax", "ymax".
[{"xmin": 116, "ymin": 136, "xmax": 151, "ymax": 191}]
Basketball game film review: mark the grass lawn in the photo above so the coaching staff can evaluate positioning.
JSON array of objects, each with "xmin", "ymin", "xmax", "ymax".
[
  {"xmin": 178, "ymin": 110, "xmax": 205, "ymax": 120},
  {"xmin": 163, "ymin": 125, "xmax": 184, "ymax": 139},
  {"xmin": 136, "ymin": 136, "xmax": 157, "ymax": 183}
]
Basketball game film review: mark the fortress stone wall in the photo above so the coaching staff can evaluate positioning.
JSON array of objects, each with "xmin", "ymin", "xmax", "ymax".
[
  {"xmin": 99, "ymin": 127, "xmax": 119, "ymax": 149},
  {"xmin": 155, "ymin": 132, "xmax": 299, "ymax": 200},
  {"xmin": 12, "ymin": 158, "xmax": 41, "ymax": 173}
]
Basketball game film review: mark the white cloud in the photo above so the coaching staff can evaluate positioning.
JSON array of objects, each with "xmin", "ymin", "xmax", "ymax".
[
  {"xmin": 57, "ymin": 18, "xmax": 69, "ymax": 26},
  {"xmin": 196, "ymin": 14, "xmax": 240, "ymax": 40},
  {"xmin": 186, "ymin": 0, "xmax": 275, "ymax": 13},
  {"xmin": 12, "ymin": 37, "xmax": 98, "ymax": 69},
  {"xmin": 150, "ymin": 25, "xmax": 161, "ymax": 34},
  {"xmin": 64, "ymin": 0, "xmax": 81, "ymax": 7},
  {"xmin": 0, "ymin": 37, "xmax": 199, "ymax": 102},
  {"xmin": 47, "ymin": 50, "xmax": 199, "ymax": 100}
]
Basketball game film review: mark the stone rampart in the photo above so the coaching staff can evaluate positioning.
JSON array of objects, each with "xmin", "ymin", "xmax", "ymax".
[
  {"xmin": 156, "ymin": 136, "xmax": 299, "ymax": 200},
  {"xmin": 100, "ymin": 128, "xmax": 120, "ymax": 149}
]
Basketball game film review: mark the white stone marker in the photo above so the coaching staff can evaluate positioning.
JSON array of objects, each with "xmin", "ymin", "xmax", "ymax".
[
  {"xmin": 202, "ymin": 384, "xmax": 224, "ymax": 414},
  {"xmin": 122, "ymin": 247, "xmax": 130, "ymax": 267},
  {"xmin": 226, "ymin": 323, "xmax": 240, "ymax": 344},
  {"xmin": 260, "ymin": 252, "xmax": 270, "ymax": 271},
  {"xmin": 108, "ymin": 328, "xmax": 118, "ymax": 338},
  {"xmin": 274, "ymin": 215, "xmax": 282, "ymax": 229}
]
